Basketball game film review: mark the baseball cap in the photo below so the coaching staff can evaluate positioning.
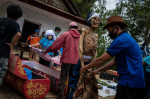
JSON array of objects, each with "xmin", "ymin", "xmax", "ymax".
[
  {"xmin": 35, "ymin": 29, "xmax": 39, "ymax": 33},
  {"xmin": 69, "ymin": 22, "xmax": 78, "ymax": 27}
]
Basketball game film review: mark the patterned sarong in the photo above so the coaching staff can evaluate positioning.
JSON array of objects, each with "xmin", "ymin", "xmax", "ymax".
[{"xmin": 73, "ymin": 70, "xmax": 98, "ymax": 99}]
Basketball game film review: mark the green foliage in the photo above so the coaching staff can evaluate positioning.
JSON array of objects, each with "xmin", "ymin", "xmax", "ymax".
[
  {"xmin": 111, "ymin": 0, "xmax": 150, "ymax": 46},
  {"xmin": 73, "ymin": 0, "xmax": 97, "ymax": 18},
  {"xmin": 93, "ymin": 0, "xmax": 112, "ymax": 57},
  {"xmin": 73, "ymin": 0, "xmax": 111, "ymax": 57},
  {"xmin": 72, "ymin": 0, "xmax": 150, "ymax": 71}
]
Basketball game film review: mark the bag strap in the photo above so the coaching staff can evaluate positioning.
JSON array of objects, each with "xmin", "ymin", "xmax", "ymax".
[{"xmin": 42, "ymin": 40, "xmax": 51, "ymax": 50}]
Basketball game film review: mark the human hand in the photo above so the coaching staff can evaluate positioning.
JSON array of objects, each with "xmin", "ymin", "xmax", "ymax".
[
  {"xmin": 10, "ymin": 49, "xmax": 14, "ymax": 54},
  {"xmin": 29, "ymin": 45, "xmax": 32, "ymax": 47},
  {"xmin": 91, "ymin": 70, "xmax": 99, "ymax": 75},
  {"xmin": 5, "ymin": 43, "xmax": 13, "ymax": 51},
  {"xmin": 42, "ymin": 50, "xmax": 47, "ymax": 54},
  {"xmin": 80, "ymin": 66, "xmax": 86, "ymax": 73},
  {"xmin": 82, "ymin": 28, "xmax": 86, "ymax": 32},
  {"xmin": 58, "ymin": 53, "xmax": 61, "ymax": 56},
  {"xmin": 25, "ymin": 43, "xmax": 28, "ymax": 47}
]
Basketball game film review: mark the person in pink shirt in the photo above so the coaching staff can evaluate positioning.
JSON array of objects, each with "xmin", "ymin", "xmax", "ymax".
[{"xmin": 44, "ymin": 22, "xmax": 80, "ymax": 99}]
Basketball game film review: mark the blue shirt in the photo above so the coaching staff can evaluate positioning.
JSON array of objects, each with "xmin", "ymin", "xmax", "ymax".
[
  {"xmin": 39, "ymin": 37, "xmax": 54, "ymax": 55},
  {"xmin": 143, "ymin": 56, "xmax": 150, "ymax": 74},
  {"xmin": 60, "ymin": 48, "xmax": 63, "ymax": 55},
  {"xmin": 143, "ymin": 56, "xmax": 150, "ymax": 65},
  {"xmin": 107, "ymin": 32, "xmax": 145, "ymax": 88}
]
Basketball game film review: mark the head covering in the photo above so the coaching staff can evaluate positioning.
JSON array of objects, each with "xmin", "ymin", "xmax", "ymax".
[
  {"xmin": 103, "ymin": 16, "xmax": 128, "ymax": 30},
  {"xmin": 69, "ymin": 22, "xmax": 78, "ymax": 27},
  {"xmin": 45, "ymin": 30, "xmax": 56, "ymax": 40},
  {"xmin": 35, "ymin": 29, "xmax": 39, "ymax": 33},
  {"xmin": 86, "ymin": 12, "xmax": 101, "ymax": 25}
]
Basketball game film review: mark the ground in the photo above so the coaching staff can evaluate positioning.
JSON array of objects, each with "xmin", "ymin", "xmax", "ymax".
[{"xmin": 0, "ymin": 83, "xmax": 114, "ymax": 99}]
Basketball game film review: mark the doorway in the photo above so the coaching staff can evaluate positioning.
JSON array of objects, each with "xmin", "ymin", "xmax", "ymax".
[{"xmin": 20, "ymin": 20, "xmax": 41, "ymax": 43}]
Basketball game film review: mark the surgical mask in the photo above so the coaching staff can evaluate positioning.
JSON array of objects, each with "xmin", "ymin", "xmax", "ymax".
[
  {"xmin": 55, "ymin": 32, "xmax": 59, "ymax": 36},
  {"xmin": 44, "ymin": 34, "xmax": 46, "ymax": 37},
  {"xmin": 109, "ymin": 28, "xmax": 117, "ymax": 39}
]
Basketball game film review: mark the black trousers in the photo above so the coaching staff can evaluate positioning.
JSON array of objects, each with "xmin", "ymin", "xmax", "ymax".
[
  {"xmin": 57, "ymin": 63, "xmax": 76, "ymax": 99},
  {"xmin": 115, "ymin": 84, "xmax": 146, "ymax": 99}
]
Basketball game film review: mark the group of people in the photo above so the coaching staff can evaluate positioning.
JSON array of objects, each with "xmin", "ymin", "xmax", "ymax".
[
  {"xmin": 0, "ymin": 4, "xmax": 150, "ymax": 99},
  {"xmin": 26, "ymin": 27, "xmax": 62, "ymax": 69}
]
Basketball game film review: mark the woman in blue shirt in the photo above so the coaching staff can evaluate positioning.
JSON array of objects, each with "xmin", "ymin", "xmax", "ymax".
[{"xmin": 31, "ymin": 30, "xmax": 60, "ymax": 67}]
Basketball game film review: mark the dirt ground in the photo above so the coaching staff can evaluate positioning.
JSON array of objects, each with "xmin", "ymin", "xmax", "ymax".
[
  {"xmin": 0, "ymin": 50, "xmax": 114, "ymax": 99},
  {"xmin": 0, "ymin": 83, "xmax": 114, "ymax": 99},
  {"xmin": 0, "ymin": 83, "xmax": 57, "ymax": 99}
]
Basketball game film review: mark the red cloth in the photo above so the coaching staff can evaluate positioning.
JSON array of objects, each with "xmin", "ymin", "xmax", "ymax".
[{"xmin": 46, "ymin": 29, "xmax": 80, "ymax": 64}]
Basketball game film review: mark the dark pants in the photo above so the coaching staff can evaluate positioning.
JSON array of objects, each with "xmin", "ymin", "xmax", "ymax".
[
  {"xmin": 54, "ymin": 51, "xmax": 59, "ymax": 67},
  {"xmin": 115, "ymin": 84, "xmax": 146, "ymax": 99},
  {"xmin": 68, "ymin": 60, "xmax": 90, "ymax": 99},
  {"xmin": 57, "ymin": 63, "xmax": 76, "ymax": 99}
]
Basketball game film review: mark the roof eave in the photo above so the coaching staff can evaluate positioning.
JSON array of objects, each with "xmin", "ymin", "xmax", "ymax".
[{"xmin": 18, "ymin": 0, "xmax": 87, "ymax": 26}]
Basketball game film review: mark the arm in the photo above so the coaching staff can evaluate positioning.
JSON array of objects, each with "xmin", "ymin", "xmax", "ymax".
[
  {"xmin": 57, "ymin": 50, "xmax": 61, "ymax": 56},
  {"xmin": 79, "ymin": 28, "xmax": 86, "ymax": 67},
  {"xmin": 93, "ymin": 51, "xmax": 97, "ymax": 60},
  {"xmin": 31, "ymin": 43, "xmax": 41, "ymax": 47},
  {"xmin": 93, "ymin": 34, "xmax": 98, "ymax": 60},
  {"xmin": 6, "ymin": 32, "xmax": 21, "ymax": 50},
  {"xmin": 80, "ymin": 52, "xmax": 112, "ymax": 73},
  {"xmin": 92, "ymin": 58, "xmax": 116, "ymax": 75},
  {"xmin": 26, "ymin": 36, "xmax": 31, "ymax": 45},
  {"xmin": 26, "ymin": 39, "xmax": 29, "ymax": 45},
  {"xmin": 11, "ymin": 32, "xmax": 21, "ymax": 47},
  {"xmin": 143, "ymin": 61, "xmax": 146, "ymax": 65},
  {"xmin": 46, "ymin": 33, "xmax": 66, "ymax": 53}
]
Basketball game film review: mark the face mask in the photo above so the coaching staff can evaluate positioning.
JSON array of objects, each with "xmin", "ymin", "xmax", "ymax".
[
  {"xmin": 44, "ymin": 34, "xmax": 46, "ymax": 37},
  {"xmin": 109, "ymin": 28, "xmax": 117, "ymax": 39},
  {"xmin": 55, "ymin": 32, "xmax": 59, "ymax": 36},
  {"xmin": 35, "ymin": 34, "xmax": 39, "ymax": 37}
]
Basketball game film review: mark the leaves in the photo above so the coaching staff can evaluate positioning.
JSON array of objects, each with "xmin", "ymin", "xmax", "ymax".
[
  {"xmin": 73, "ymin": 0, "xmax": 98, "ymax": 18},
  {"xmin": 112, "ymin": 0, "xmax": 150, "ymax": 45},
  {"xmin": 73, "ymin": 0, "xmax": 150, "ymax": 60}
]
